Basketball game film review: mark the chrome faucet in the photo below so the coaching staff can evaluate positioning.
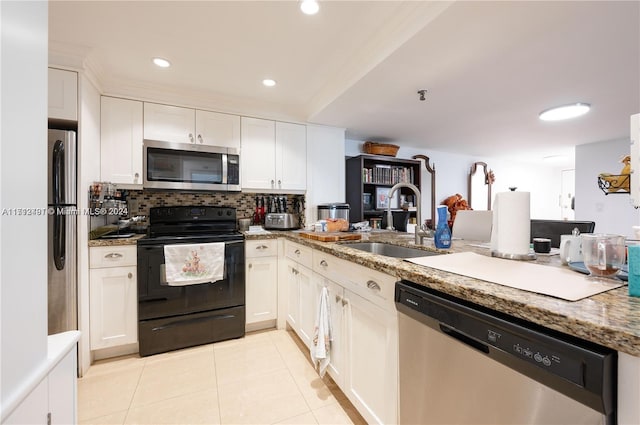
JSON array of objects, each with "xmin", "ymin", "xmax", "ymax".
[{"xmin": 386, "ymin": 182, "xmax": 431, "ymax": 245}]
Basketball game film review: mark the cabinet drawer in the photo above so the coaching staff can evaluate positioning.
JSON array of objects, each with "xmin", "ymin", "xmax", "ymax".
[
  {"xmin": 245, "ymin": 239, "xmax": 278, "ymax": 258},
  {"xmin": 284, "ymin": 240, "xmax": 312, "ymax": 268},
  {"xmin": 90, "ymin": 246, "xmax": 136, "ymax": 268},
  {"xmin": 314, "ymin": 250, "xmax": 396, "ymax": 310},
  {"xmin": 342, "ymin": 265, "xmax": 396, "ymax": 311}
]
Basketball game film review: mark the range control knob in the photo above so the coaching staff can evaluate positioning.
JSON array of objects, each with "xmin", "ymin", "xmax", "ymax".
[
  {"xmin": 217, "ymin": 210, "xmax": 223, "ymax": 216},
  {"xmin": 226, "ymin": 210, "xmax": 232, "ymax": 216}
]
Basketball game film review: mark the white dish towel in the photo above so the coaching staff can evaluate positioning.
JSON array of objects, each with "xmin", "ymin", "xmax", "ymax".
[
  {"xmin": 163, "ymin": 242, "xmax": 225, "ymax": 286},
  {"xmin": 311, "ymin": 286, "xmax": 332, "ymax": 377}
]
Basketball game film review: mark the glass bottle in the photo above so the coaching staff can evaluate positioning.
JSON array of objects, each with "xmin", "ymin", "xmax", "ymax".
[{"xmin": 434, "ymin": 205, "xmax": 452, "ymax": 249}]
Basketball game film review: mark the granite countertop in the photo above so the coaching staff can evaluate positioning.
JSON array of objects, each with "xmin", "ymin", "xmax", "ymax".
[
  {"xmin": 88, "ymin": 234, "xmax": 146, "ymax": 247},
  {"xmin": 248, "ymin": 229, "xmax": 640, "ymax": 357}
]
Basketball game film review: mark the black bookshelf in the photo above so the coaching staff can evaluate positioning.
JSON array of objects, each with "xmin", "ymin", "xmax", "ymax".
[{"xmin": 346, "ymin": 154, "xmax": 422, "ymax": 223}]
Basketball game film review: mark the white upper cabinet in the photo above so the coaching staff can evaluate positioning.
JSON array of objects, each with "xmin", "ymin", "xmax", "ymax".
[
  {"xmin": 195, "ymin": 109, "xmax": 240, "ymax": 148},
  {"xmin": 100, "ymin": 96, "xmax": 143, "ymax": 187},
  {"xmin": 241, "ymin": 117, "xmax": 276, "ymax": 189},
  {"xmin": 144, "ymin": 103, "xmax": 194, "ymax": 144},
  {"xmin": 241, "ymin": 117, "xmax": 307, "ymax": 192},
  {"xmin": 276, "ymin": 122, "xmax": 307, "ymax": 191},
  {"xmin": 48, "ymin": 68, "xmax": 78, "ymax": 121},
  {"xmin": 144, "ymin": 102, "xmax": 240, "ymax": 148}
]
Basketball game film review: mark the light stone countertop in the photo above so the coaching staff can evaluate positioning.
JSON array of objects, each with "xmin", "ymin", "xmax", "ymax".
[
  {"xmin": 88, "ymin": 234, "xmax": 146, "ymax": 247},
  {"xmin": 246, "ymin": 229, "xmax": 640, "ymax": 356}
]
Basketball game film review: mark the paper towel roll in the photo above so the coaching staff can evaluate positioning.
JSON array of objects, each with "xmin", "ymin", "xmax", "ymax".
[{"xmin": 490, "ymin": 191, "xmax": 531, "ymax": 256}]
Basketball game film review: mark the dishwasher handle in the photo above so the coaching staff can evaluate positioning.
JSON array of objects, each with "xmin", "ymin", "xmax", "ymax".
[{"xmin": 439, "ymin": 323, "xmax": 490, "ymax": 354}]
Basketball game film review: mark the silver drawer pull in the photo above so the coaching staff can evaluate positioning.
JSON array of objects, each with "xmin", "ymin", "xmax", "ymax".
[
  {"xmin": 104, "ymin": 252, "xmax": 123, "ymax": 259},
  {"xmin": 256, "ymin": 245, "xmax": 269, "ymax": 250},
  {"xmin": 335, "ymin": 294, "xmax": 341, "ymax": 303},
  {"xmin": 189, "ymin": 133, "xmax": 194, "ymax": 143},
  {"xmin": 248, "ymin": 263, "xmax": 252, "ymax": 269},
  {"xmin": 294, "ymin": 249, "xmax": 301, "ymax": 255},
  {"xmin": 366, "ymin": 280, "xmax": 381, "ymax": 291},
  {"xmin": 320, "ymin": 260, "xmax": 328, "ymax": 267},
  {"xmin": 127, "ymin": 272, "xmax": 133, "ymax": 279}
]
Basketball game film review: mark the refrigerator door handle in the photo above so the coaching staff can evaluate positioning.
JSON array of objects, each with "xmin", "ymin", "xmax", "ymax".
[
  {"xmin": 53, "ymin": 212, "xmax": 65, "ymax": 270},
  {"xmin": 52, "ymin": 139, "xmax": 65, "ymax": 205}
]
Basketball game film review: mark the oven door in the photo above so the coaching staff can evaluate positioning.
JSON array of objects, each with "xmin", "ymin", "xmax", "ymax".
[{"xmin": 137, "ymin": 239, "xmax": 245, "ymax": 321}]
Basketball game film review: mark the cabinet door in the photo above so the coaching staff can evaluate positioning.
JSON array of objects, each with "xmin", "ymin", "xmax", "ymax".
[
  {"xmin": 241, "ymin": 117, "xmax": 276, "ymax": 190},
  {"xmin": 100, "ymin": 97, "xmax": 143, "ymax": 186},
  {"xmin": 297, "ymin": 263, "xmax": 316, "ymax": 349},
  {"xmin": 285, "ymin": 259, "xmax": 300, "ymax": 332},
  {"xmin": 275, "ymin": 122, "xmax": 306, "ymax": 190},
  {"xmin": 195, "ymin": 110, "xmax": 240, "ymax": 148},
  {"xmin": 89, "ymin": 266, "xmax": 138, "ymax": 350},
  {"xmin": 246, "ymin": 256, "xmax": 278, "ymax": 325},
  {"xmin": 48, "ymin": 348, "xmax": 77, "ymax": 425},
  {"xmin": 344, "ymin": 289, "xmax": 398, "ymax": 425},
  {"xmin": 143, "ymin": 102, "xmax": 195, "ymax": 144},
  {"xmin": 313, "ymin": 274, "xmax": 346, "ymax": 388},
  {"xmin": 48, "ymin": 68, "xmax": 77, "ymax": 121},
  {"xmin": 3, "ymin": 378, "xmax": 48, "ymax": 425}
]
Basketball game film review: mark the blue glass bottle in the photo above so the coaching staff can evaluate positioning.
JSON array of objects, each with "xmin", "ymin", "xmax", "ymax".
[{"xmin": 434, "ymin": 205, "xmax": 452, "ymax": 249}]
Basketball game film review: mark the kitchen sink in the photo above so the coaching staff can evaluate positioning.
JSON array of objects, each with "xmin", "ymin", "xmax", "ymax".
[{"xmin": 342, "ymin": 242, "xmax": 439, "ymax": 259}]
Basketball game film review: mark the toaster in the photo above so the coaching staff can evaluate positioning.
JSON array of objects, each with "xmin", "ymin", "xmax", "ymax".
[{"xmin": 264, "ymin": 213, "xmax": 299, "ymax": 230}]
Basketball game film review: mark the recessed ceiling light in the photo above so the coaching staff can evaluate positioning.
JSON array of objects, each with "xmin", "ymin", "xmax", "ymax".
[
  {"xmin": 539, "ymin": 103, "xmax": 590, "ymax": 121},
  {"xmin": 152, "ymin": 57, "xmax": 171, "ymax": 68},
  {"xmin": 300, "ymin": 0, "xmax": 319, "ymax": 15},
  {"xmin": 262, "ymin": 79, "xmax": 276, "ymax": 87}
]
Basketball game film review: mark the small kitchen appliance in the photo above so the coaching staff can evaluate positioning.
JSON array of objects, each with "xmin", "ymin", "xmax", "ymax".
[
  {"xmin": 317, "ymin": 203, "xmax": 350, "ymax": 221},
  {"xmin": 264, "ymin": 213, "xmax": 299, "ymax": 230}
]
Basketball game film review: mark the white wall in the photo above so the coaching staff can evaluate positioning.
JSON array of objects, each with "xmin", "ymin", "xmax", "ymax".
[
  {"xmin": 1, "ymin": 0, "xmax": 48, "ymax": 414},
  {"xmin": 346, "ymin": 140, "xmax": 566, "ymax": 221},
  {"xmin": 77, "ymin": 73, "xmax": 102, "ymax": 375},
  {"xmin": 575, "ymin": 138, "xmax": 639, "ymax": 238}
]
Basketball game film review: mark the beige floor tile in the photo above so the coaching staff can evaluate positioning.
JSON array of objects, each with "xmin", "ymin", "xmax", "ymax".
[
  {"xmin": 312, "ymin": 402, "xmax": 355, "ymax": 425},
  {"xmin": 130, "ymin": 347, "xmax": 216, "ymax": 408},
  {"xmin": 274, "ymin": 411, "xmax": 318, "ymax": 425},
  {"xmin": 143, "ymin": 343, "xmax": 214, "ymax": 365},
  {"xmin": 82, "ymin": 354, "xmax": 147, "ymax": 379},
  {"xmin": 78, "ymin": 367, "xmax": 143, "ymax": 421},
  {"xmin": 79, "ymin": 409, "xmax": 127, "ymax": 425},
  {"xmin": 124, "ymin": 389, "xmax": 220, "ymax": 425},
  {"xmin": 217, "ymin": 368, "xmax": 310, "ymax": 424},
  {"xmin": 214, "ymin": 336, "xmax": 287, "ymax": 385}
]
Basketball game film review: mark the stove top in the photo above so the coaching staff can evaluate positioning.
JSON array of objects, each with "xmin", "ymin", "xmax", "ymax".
[{"xmin": 143, "ymin": 205, "xmax": 241, "ymax": 241}]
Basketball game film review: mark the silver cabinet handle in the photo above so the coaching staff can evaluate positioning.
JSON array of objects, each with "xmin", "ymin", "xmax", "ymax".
[
  {"xmin": 320, "ymin": 260, "xmax": 328, "ymax": 267},
  {"xmin": 294, "ymin": 249, "xmax": 301, "ymax": 255},
  {"xmin": 189, "ymin": 133, "xmax": 194, "ymax": 143},
  {"xmin": 292, "ymin": 268, "xmax": 299, "ymax": 275},
  {"xmin": 197, "ymin": 134, "xmax": 203, "ymax": 144},
  {"xmin": 335, "ymin": 294, "xmax": 341, "ymax": 303},
  {"xmin": 271, "ymin": 179, "xmax": 275, "ymax": 187},
  {"xmin": 134, "ymin": 172, "xmax": 139, "ymax": 179},
  {"xmin": 248, "ymin": 263, "xmax": 252, "ymax": 269},
  {"xmin": 366, "ymin": 280, "xmax": 381, "ymax": 291},
  {"xmin": 105, "ymin": 252, "xmax": 123, "ymax": 259},
  {"xmin": 256, "ymin": 244, "xmax": 268, "ymax": 250},
  {"xmin": 278, "ymin": 180, "xmax": 282, "ymax": 186},
  {"xmin": 127, "ymin": 272, "xmax": 133, "ymax": 279}
]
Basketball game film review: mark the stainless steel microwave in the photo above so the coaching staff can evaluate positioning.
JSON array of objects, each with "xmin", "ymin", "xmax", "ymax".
[{"xmin": 143, "ymin": 140, "xmax": 241, "ymax": 191}]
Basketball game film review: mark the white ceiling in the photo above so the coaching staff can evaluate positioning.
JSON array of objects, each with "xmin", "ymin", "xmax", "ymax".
[{"xmin": 49, "ymin": 1, "xmax": 640, "ymax": 167}]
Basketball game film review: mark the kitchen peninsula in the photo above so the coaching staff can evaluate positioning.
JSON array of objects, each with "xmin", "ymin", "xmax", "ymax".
[{"xmin": 245, "ymin": 229, "xmax": 640, "ymax": 424}]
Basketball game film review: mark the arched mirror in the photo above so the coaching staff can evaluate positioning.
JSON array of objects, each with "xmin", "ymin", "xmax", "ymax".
[{"xmin": 468, "ymin": 162, "xmax": 494, "ymax": 210}]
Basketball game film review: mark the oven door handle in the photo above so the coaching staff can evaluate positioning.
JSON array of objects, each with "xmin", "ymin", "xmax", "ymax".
[{"xmin": 159, "ymin": 264, "xmax": 228, "ymax": 286}]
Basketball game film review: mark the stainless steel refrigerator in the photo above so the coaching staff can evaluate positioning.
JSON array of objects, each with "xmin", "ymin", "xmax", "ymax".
[{"xmin": 48, "ymin": 129, "xmax": 77, "ymax": 335}]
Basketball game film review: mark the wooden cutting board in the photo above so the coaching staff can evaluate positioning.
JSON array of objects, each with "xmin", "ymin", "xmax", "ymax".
[{"xmin": 299, "ymin": 232, "xmax": 362, "ymax": 242}]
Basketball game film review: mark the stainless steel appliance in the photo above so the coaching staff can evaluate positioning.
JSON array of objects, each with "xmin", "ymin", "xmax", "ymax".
[
  {"xmin": 137, "ymin": 206, "xmax": 245, "ymax": 356},
  {"xmin": 47, "ymin": 129, "xmax": 77, "ymax": 335},
  {"xmin": 264, "ymin": 213, "xmax": 299, "ymax": 230},
  {"xmin": 143, "ymin": 140, "xmax": 240, "ymax": 191},
  {"xmin": 396, "ymin": 280, "xmax": 616, "ymax": 425},
  {"xmin": 317, "ymin": 203, "xmax": 350, "ymax": 221}
]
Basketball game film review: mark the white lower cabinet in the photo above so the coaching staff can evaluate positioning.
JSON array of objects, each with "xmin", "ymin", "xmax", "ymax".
[
  {"xmin": 245, "ymin": 240, "xmax": 278, "ymax": 329},
  {"xmin": 89, "ymin": 246, "xmax": 138, "ymax": 350},
  {"xmin": 343, "ymin": 288, "xmax": 398, "ymax": 425},
  {"xmin": 279, "ymin": 239, "xmax": 399, "ymax": 424}
]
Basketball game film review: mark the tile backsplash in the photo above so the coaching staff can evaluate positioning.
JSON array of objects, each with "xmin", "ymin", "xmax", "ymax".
[{"xmin": 125, "ymin": 190, "xmax": 305, "ymax": 226}]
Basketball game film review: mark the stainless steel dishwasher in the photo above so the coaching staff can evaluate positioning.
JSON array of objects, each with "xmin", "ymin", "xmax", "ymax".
[{"xmin": 395, "ymin": 280, "xmax": 616, "ymax": 425}]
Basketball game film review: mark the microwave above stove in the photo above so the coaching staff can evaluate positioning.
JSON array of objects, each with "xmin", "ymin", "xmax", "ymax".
[{"xmin": 143, "ymin": 139, "xmax": 240, "ymax": 192}]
